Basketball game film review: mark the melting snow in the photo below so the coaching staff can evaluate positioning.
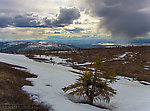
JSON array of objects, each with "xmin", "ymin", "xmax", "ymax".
[
  {"xmin": 0, "ymin": 53, "xmax": 150, "ymax": 111},
  {"xmin": 75, "ymin": 62, "xmax": 93, "ymax": 66},
  {"xmin": 122, "ymin": 61, "xmax": 130, "ymax": 64},
  {"xmin": 34, "ymin": 55, "xmax": 67, "ymax": 64},
  {"xmin": 144, "ymin": 68, "xmax": 149, "ymax": 70},
  {"xmin": 144, "ymin": 65, "xmax": 150, "ymax": 70}
]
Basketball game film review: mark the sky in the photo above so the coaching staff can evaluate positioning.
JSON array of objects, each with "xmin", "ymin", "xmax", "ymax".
[{"xmin": 0, "ymin": 0, "xmax": 150, "ymax": 40}]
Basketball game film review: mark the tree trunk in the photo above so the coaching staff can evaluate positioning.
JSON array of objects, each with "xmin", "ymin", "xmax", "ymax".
[{"xmin": 89, "ymin": 92, "xmax": 94, "ymax": 105}]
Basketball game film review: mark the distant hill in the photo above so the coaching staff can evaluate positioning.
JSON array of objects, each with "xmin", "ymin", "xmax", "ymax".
[{"xmin": 0, "ymin": 41, "xmax": 76, "ymax": 53}]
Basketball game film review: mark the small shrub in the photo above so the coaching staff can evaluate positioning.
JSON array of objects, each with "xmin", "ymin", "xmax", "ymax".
[{"xmin": 62, "ymin": 57, "xmax": 117, "ymax": 105}]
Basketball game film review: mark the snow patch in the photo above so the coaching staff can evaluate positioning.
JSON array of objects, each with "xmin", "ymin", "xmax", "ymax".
[
  {"xmin": 34, "ymin": 55, "xmax": 67, "ymax": 64},
  {"xmin": 0, "ymin": 53, "xmax": 150, "ymax": 111},
  {"xmin": 75, "ymin": 62, "xmax": 92, "ymax": 66}
]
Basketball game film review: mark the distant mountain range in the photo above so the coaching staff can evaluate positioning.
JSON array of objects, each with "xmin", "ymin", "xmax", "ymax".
[
  {"xmin": 0, "ymin": 41, "xmax": 76, "ymax": 53},
  {"xmin": 0, "ymin": 39, "xmax": 150, "ymax": 53}
]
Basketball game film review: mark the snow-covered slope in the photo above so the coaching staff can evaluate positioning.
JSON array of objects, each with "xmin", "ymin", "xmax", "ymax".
[
  {"xmin": 0, "ymin": 41, "xmax": 76, "ymax": 52},
  {"xmin": 0, "ymin": 53, "xmax": 150, "ymax": 111}
]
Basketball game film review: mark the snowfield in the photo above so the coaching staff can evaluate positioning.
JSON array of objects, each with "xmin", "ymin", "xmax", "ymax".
[{"xmin": 0, "ymin": 53, "xmax": 150, "ymax": 111}]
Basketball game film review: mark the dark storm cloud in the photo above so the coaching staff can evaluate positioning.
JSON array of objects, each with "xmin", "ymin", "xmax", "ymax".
[
  {"xmin": 85, "ymin": 0, "xmax": 150, "ymax": 38},
  {"xmin": 0, "ymin": 16, "xmax": 12, "ymax": 27},
  {"xmin": 0, "ymin": 7, "xmax": 80, "ymax": 28},
  {"xmin": 13, "ymin": 15, "xmax": 41, "ymax": 27},
  {"xmin": 65, "ymin": 28, "xmax": 84, "ymax": 33},
  {"xmin": 51, "ymin": 7, "xmax": 80, "ymax": 27},
  {"xmin": 0, "ymin": 14, "xmax": 43, "ymax": 28}
]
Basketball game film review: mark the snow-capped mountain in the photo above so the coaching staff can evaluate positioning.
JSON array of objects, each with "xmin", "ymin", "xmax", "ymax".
[{"xmin": 0, "ymin": 41, "xmax": 76, "ymax": 53}]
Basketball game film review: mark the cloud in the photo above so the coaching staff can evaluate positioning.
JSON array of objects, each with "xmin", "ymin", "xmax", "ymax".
[
  {"xmin": 0, "ymin": 14, "xmax": 43, "ymax": 28},
  {"xmin": 0, "ymin": 7, "xmax": 80, "ymax": 28},
  {"xmin": 51, "ymin": 7, "xmax": 80, "ymax": 27},
  {"xmin": 13, "ymin": 15, "xmax": 40, "ymax": 27},
  {"xmin": 84, "ymin": 0, "xmax": 150, "ymax": 38},
  {"xmin": 43, "ymin": 17, "xmax": 52, "ymax": 27},
  {"xmin": 65, "ymin": 27, "xmax": 84, "ymax": 33},
  {"xmin": 74, "ymin": 21, "xmax": 82, "ymax": 24},
  {"xmin": 0, "ymin": 16, "xmax": 12, "ymax": 27},
  {"xmin": 0, "ymin": 0, "xmax": 66, "ymax": 15}
]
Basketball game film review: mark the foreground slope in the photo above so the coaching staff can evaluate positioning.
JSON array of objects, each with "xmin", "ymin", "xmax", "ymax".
[
  {"xmin": 0, "ymin": 53, "xmax": 150, "ymax": 111},
  {"xmin": 0, "ymin": 62, "xmax": 49, "ymax": 111}
]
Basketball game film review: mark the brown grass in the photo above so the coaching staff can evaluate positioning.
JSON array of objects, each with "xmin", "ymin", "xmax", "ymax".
[
  {"xmin": 23, "ymin": 46, "xmax": 150, "ymax": 83},
  {"xmin": 0, "ymin": 62, "xmax": 50, "ymax": 111}
]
